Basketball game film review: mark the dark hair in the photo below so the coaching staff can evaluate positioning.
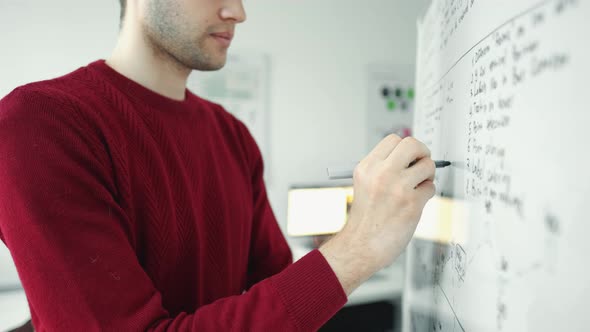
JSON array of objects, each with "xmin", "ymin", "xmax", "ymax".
[{"xmin": 119, "ymin": 0, "xmax": 126, "ymax": 26}]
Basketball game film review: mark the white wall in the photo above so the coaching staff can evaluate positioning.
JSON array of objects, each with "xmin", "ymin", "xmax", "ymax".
[
  {"xmin": 0, "ymin": 1, "xmax": 120, "ymax": 95},
  {"xmin": 0, "ymin": 0, "xmax": 429, "ymax": 328}
]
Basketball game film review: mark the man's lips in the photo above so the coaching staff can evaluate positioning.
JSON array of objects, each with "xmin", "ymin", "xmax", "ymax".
[
  {"xmin": 210, "ymin": 31, "xmax": 233, "ymax": 47},
  {"xmin": 210, "ymin": 32, "xmax": 233, "ymax": 41}
]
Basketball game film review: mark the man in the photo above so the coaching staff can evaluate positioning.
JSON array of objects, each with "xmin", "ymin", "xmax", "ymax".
[{"xmin": 0, "ymin": 0, "xmax": 435, "ymax": 330}]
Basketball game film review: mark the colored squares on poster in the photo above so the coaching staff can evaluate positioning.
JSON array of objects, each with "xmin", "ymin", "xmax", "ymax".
[
  {"xmin": 381, "ymin": 85, "xmax": 414, "ymax": 112},
  {"xmin": 387, "ymin": 100, "xmax": 397, "ymax": 111}
]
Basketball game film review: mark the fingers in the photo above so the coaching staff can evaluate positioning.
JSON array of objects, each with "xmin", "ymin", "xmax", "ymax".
[
  {"xmin": 386, "ymin": 137, "xmax": 431, "ymax": 170},
  {"xmin": 404, "ymin": 156, "xmax": 436, "ymax": 188},
  {"xmin": 367, "ymin": 134, "xmax": 403, "ymax": 162},
  {"xmin": 414, "ymin": 179, "xmax": 436, "ymax": 204}
]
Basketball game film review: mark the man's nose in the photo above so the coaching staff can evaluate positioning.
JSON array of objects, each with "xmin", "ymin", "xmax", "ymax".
[{"xmin": 219, "ymin": 0, "xmax": 247, "ymax": 23}]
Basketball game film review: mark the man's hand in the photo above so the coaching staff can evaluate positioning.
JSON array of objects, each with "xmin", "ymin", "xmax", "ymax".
[{"xmin": 319, "ymin": 134, "xmax": 436, "ymax": 295}]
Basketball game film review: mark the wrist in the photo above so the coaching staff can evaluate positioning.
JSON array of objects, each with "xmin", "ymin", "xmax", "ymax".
[{"xmin": 318, "ymin": 228, "xmax": 380, "ymax": 296}]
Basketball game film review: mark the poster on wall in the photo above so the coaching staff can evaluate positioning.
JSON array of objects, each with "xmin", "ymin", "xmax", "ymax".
[
  {"xmin": 187, "ymin": 53, "xmax": 271, "ymax": 182},
  {"xmin": 367, "ymin": 66, "xmax": 415, "ymax": 152}
]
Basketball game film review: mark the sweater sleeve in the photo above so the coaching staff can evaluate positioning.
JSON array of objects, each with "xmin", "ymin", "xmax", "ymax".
[{"xmin": 0, "ymin": 88, "xmax": 347, "ymax": 332}]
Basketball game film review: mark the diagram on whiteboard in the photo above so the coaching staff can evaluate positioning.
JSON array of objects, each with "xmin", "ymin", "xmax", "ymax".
[{"xmin": 404, "ymin": 1, "xmax": 590, "ymax": 331}]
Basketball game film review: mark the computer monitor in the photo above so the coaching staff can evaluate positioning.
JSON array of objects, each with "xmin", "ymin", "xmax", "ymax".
[{"xmin": 287, "ymin": 184, "xmax": 354, "ymax": 237}]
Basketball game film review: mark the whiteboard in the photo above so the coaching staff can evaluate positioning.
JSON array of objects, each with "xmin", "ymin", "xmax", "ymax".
[{"xmin": 404, "ymin": 1, "xmax": 590, "ymax": 331}]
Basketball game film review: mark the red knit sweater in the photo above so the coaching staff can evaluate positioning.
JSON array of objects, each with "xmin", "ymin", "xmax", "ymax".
[{"xmin": 0, "ymin": 60, "xmax": 346, "ymax": 331}]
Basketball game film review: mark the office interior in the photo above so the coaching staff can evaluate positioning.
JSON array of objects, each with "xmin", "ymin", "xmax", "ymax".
[{"xmin": 0, "ymin": 1, "xmax": 431, "ymax": 331}]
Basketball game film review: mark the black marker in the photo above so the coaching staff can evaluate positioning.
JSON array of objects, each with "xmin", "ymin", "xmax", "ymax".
[
  {"xmin": 435, "ymin": 160, "xmax": 452, "ymax": 168},
  {"xmin": 327, "ymin": 160, "xmax": 452, "ymax": 180}
]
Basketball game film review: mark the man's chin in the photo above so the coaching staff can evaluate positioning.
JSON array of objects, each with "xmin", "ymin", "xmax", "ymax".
[
  {"xmin": 199, "ymin": 62, "xmax": 226, "ymax": 71},
  {"xmin": 192, "ymin": 53, "xmax": 227, "ymax": 71}
]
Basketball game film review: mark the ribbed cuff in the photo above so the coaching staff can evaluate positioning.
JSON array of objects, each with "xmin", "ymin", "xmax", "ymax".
[{"xmin": 271, "ymin": 249, "xmax": 347, "ymax": 331}]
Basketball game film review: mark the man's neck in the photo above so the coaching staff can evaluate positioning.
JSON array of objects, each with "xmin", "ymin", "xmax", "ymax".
[{"xmin": 106, "ymin": 26, "xmax": 191, "ymax": 101}]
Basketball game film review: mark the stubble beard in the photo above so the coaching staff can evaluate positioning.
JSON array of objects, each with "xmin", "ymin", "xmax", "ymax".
[{"xmin": 143, "ymin": 1, "xmax": 226, "ymax": 72}]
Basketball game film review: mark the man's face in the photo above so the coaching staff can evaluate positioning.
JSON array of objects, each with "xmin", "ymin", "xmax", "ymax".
[{"xmin": 141, "ymin": 0, "xmax": 246, "ymax": 71}]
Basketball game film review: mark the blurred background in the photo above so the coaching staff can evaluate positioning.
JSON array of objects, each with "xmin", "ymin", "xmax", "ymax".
[{"xmin": 0, "ymin": 1, "xmax": 430, "ymax": 331}]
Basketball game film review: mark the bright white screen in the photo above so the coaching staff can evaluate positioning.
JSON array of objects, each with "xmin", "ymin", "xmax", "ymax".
[{"xmin": 287, "ymin": 186, "xmax": 353, "ymax": 236}]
